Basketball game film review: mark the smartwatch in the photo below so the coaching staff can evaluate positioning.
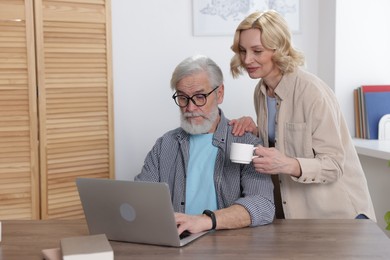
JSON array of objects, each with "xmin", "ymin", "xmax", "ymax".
[{"xmin": 202, "ymin": 209, "xmax": 216, "ymax": 230}]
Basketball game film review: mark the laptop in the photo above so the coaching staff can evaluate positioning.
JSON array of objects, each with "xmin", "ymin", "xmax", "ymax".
[{"xmin": 76, "ymin": 178, "xmax": 209, "ymax": 247}]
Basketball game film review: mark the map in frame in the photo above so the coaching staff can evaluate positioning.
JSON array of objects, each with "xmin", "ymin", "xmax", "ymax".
[{"xmin": 193, "ymin": 0, "xmax": 300, "ymax": 36}]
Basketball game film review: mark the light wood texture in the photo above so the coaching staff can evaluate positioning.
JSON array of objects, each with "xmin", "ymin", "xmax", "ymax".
[
  {"xmin": 0, "ymin": 0, "xmax": 40, "ymax": 220},
  {"xmin": 35, "ymin": 0, "xmax": 114, "ymax": 220},
  {"xmin": 0, "ymin": 0, "xmax": 114, "ymax": 220},
  {"xmin": 1, "ymin": 219, "xmax": 390, "ymax": 259}
]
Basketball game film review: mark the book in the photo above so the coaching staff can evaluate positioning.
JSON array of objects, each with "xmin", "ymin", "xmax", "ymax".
[
  {"xmin": 361, "ymin": 85, "xmax": 390, "ymax": 92},
  {"xmin": 358, "ymin": 86, "xmax": 367, "ymax": 138},
  {"xmin": 353, "ymin": 89, "xmax": 361, "ymax": 138},
  {"xmin": 363, "ymin": 91, "xmax": 390, "ymax": 139},
  {"xmin": 61, "ymin": 234, "xmax": 113, "ymax": 260},
  {"xmin": 354, "ymin": 85, "xmax": 390, "ymax": 139},
  {"xmin": 42, "ymin": 248, "xmax": 61, "ymax": 260},
  {"xmin": 361, "ymin": 85, "xmax": 390, "ymax": 139}
]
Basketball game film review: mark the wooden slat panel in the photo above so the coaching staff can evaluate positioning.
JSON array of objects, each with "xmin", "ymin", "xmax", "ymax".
[
  {"xmin": 42, "ymin": 0, "xmax": 106, "ymax": 23},
  {"xmin": 35, "ymin": 0, "xmax": 114, "ymax": 219},
  {"xmin": 0, "ymin": 0, "xmax": 25, "ymax": 21},
  {"xmin": 0, "ymin": 0, "xmax": 40, "ymax": 220},
  {"xmin": 47, "ymin": 0, "xmax": 105, "ymax": 4}
]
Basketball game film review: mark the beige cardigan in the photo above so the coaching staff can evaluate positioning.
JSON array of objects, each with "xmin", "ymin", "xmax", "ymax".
[{"xmin": 254, "ymin": 68, "xmax": 376, "ymax": 221}]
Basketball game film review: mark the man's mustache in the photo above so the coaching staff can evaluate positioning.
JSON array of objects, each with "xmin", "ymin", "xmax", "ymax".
[{"xmin": 183, "ymin": 112, "xmax": 207, "ymax": 119}]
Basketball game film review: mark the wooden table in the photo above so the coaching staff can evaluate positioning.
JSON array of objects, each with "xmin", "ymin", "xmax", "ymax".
[{"xmin": 1, "ymin": 219, "xmax": 390, "ymax": 259}]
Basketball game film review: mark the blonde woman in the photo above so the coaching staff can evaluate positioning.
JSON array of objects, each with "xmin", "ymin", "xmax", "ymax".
[{"xmin": 229, "ymin": 10, "xmax": 376, "ymax": 220}]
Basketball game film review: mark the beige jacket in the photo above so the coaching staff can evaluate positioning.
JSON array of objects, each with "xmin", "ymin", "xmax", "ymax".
[{"xmin": 254, "ymin": 68, "xmax": 376, "ymax": 220}]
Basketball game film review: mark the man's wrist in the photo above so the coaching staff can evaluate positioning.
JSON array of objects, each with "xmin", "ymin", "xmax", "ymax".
[{"xmin": 202, "ymin": 209, "xmax": 216, "ymax": 230}]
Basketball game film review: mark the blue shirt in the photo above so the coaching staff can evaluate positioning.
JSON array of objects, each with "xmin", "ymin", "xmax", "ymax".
[
  {"xmin": 267, "ymin": 95, "xmax": 277, "ymax": 146},
  {"xmin": 135, "ymin": 109, "xmax": 275, "ymax": 227},
  {"xmin": 185, "ymin": 134, "xmax": 218, "ymax": 214}
]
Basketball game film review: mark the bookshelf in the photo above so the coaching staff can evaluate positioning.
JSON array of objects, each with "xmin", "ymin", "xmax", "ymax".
[
  {"xmin": 353, "ymin": 138, "xmax": 390, "ymax": 160},
  {"xmin": 353, "ymin": 138, "xmax": 390, "ymax": 237}
]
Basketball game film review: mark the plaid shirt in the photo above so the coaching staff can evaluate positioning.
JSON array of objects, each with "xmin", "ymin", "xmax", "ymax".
[{"xmin": 135, "ymin": 109, "xmax": 275, "ymax": 226}]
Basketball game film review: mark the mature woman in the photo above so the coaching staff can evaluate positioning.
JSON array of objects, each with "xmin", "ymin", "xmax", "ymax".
[{"xmin": 229, "ymin": 10, "xmax": 376, "ymax": 220}]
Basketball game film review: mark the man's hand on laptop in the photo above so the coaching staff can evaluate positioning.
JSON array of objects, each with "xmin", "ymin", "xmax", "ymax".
[{"xmin": 174, "ymin": 213, "xmax": 213, "ymax": 235}]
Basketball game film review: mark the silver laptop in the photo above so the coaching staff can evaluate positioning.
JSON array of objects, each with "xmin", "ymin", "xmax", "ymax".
[{"xmin": 76, "ymin": 178, "xmax": 209, "ymax": 247}]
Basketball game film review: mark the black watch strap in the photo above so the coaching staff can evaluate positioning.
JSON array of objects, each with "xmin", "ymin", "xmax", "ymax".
[{"xmin": 202, "ymin": 209, "xmax": 216, "ymax": 230}]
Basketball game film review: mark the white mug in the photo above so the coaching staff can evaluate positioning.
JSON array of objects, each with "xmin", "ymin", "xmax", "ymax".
[{"xmin": 230, "ymin": 143, "xmax": 256, "ymax": 164}]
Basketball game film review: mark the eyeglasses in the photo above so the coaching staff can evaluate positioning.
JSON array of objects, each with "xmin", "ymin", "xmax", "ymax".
[{"xmin": 172, "ymin": 86, "xmax": 220, "ymax": 108}]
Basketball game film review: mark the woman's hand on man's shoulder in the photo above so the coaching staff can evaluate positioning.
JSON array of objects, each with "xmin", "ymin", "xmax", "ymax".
[{"xmin": 229, "ymin": 116, "xmax": 258, "ymax": 137}]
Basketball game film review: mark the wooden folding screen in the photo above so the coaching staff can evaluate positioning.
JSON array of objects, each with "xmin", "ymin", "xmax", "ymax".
[
  {"xmin": 0, "ymin": 0, "xmax": 114, "ymax": 220},
  {"xmin": 0, "ymin": 0, "xmax": 40, "ymax": 220}
]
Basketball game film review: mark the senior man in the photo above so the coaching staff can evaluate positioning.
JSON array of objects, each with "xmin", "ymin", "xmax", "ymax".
[{"xmin": 135, "ymin": 55, "xmax": 274, "ymax": 235}]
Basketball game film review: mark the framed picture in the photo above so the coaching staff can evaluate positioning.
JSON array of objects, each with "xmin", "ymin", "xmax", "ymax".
[{"xmin": 193, "ymin": 0, "xmax": 300, "ymax": 36}]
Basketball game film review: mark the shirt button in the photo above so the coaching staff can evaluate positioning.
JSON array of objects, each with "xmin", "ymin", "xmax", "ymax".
[
  {"xmin": 283, "ymin": 201, "xmax": 287, "ymax": 204},
  {"xmin": 312, "ymin": 178, "xmax": 315, "ymax": 182}
]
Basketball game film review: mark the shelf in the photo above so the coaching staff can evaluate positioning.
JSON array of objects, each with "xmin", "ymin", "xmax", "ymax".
[{"xmin": 353, "ymin": 138, "xmax": 390, "ymax": 160}]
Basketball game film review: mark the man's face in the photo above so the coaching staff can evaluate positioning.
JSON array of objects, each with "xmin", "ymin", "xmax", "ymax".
[{"xmin": 175, "ymin": 72, "xmax": 223, "ymax": 134}]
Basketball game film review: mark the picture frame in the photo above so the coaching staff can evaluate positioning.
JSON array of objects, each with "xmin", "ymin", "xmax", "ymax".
[{"xmin": 192, "ymin": 0, "xmax": 300, "ymax": 36}]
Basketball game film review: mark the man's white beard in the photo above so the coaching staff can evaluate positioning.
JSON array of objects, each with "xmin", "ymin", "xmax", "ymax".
[{"xmin": 180, "ymin": 106, "xmax": 219, "ymax": 135}]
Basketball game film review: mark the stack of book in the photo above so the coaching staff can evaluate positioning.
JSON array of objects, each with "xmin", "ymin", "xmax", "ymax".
[
  {"xmin": 354, "ymin": 85, "xmax": 390, "ymax": 139},
  {"xmin": 42, "ymin": 234, "xmax": 113, "ymax": 260}
]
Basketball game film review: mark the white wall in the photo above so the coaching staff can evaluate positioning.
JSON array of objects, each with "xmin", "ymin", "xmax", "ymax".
[
  {"xmin": 317, "ymin": 0, "xmax": 336, "ymax": 89},
  {"xmin": 334, "ymin": 0, "xmax": 390, "ymax": 236},
  {"xmin": 335, "ymin": 0, "xmax": 390, "ymax": 136},
  {"xmin": 112, "ymin": 0, "xmax": 319, "ymax": 180}
]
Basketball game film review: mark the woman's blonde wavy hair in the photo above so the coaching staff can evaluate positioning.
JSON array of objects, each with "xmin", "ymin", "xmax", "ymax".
[{"xmin": 230, "ymin": 10, "xmax": 304, "ymax": 78}]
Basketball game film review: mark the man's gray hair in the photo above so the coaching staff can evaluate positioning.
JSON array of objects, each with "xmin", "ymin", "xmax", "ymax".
[{"xmin": 170, "ymin": 55, "xmax": 224, "ymax": 90}]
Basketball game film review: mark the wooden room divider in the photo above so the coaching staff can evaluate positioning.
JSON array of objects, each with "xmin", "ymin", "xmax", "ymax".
[{"xmin": 0, "ymin": 0, "xmax": 114, "ymax": 220}]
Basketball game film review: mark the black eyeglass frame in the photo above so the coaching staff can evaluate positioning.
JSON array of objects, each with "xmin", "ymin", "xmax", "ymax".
[{"xmin": 172, "ymin": 85, "xmax": 220, "ymax": 108}]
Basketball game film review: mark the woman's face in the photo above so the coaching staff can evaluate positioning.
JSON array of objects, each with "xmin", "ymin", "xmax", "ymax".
[{"xmin": 238, "ymin": 28, "xmax": 279, "ymax": 80}]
